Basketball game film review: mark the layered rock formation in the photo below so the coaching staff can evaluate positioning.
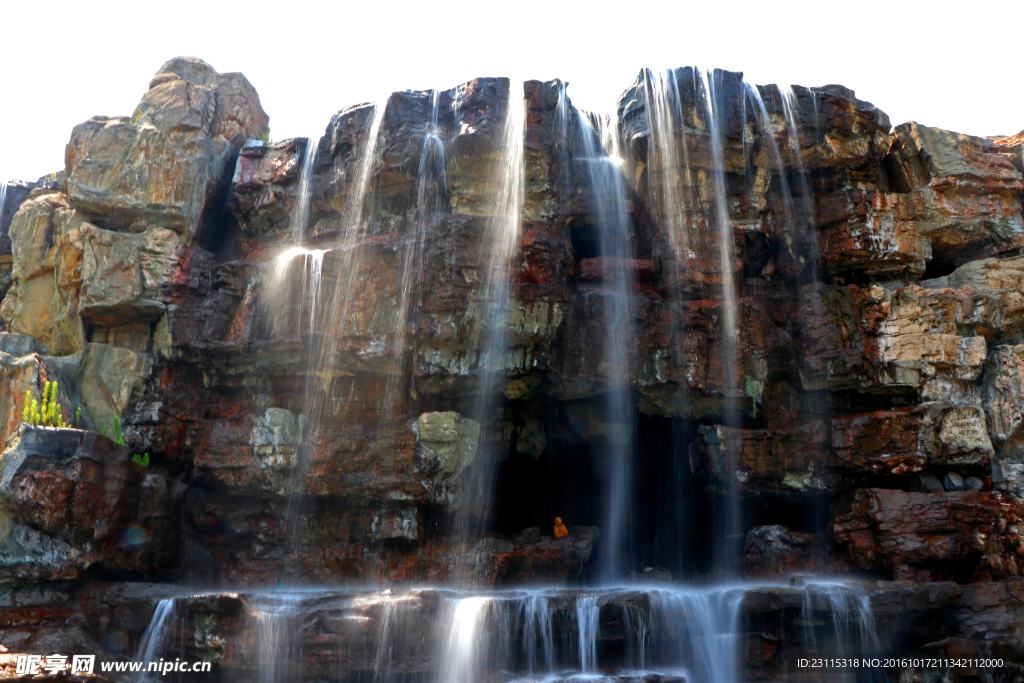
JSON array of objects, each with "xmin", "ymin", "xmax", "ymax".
[{"xmin": 0, "ymin": 56, "xmax": 1023, "ymax": 681}]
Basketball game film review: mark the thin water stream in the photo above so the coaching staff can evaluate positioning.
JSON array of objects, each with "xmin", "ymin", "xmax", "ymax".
[
  {"xmin": 277, "ymin": 104, "xmax": 386, "ymax": 576},
  {"xmin": 131, "ymin": 599, "xmax": 176, "ymax": 683},
  {"xmin": 640, "ymin": 68, "xmax": 744, "ymax": 576},
  {"xmin": 382, "ymin": 88, "xmax": 448, "ymax": 422},
  {"xmin": 131, "ymin": 583, "xmax": 886, "ymax": 683},
  {"xmin": 563, "ymin": 90, "xmax": 640, "ymax": 582},
  {"xmin": 450, "ymin": 78, "xmax": 527, "ymax": 580}
]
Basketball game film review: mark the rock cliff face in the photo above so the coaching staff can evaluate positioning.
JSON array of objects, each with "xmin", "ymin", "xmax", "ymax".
[{"xmin": 1, "ymin": 56, "xmax": 1023, "ymax": 681}]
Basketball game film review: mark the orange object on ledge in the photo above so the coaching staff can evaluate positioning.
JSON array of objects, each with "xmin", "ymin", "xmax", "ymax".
[{"xmin": 553, "ymin": 516, "xmax": 568, "ymax": 539}]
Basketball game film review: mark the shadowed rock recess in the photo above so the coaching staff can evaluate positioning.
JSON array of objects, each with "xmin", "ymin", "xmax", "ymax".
[{"xmin": 1, "ymin": 57, "xmax": 1024, "ymax": 681}]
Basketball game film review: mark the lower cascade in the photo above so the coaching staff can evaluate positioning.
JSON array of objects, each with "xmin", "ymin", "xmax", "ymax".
[
  {"xmin": 1, "ymin": 55, "xmax": 1024, "ymax": 683},
  {"xmin": 125, "ymin": 582, "xmax": 892, "ymax": 683}
]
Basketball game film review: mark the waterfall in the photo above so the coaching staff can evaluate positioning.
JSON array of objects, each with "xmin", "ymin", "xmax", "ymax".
[
  {"xmin": 746, "ymin": 85, "xmax": 797, "ymax": 254},
  {"xmin": 114, "ymin": 584, "xmax": 885, "ymax": 683},
  {"xmin": 564, "ymin": 91, "xmax": 640, "ymax": 582},
  {"xmin": 451, "ymin": 79, "xmax": 527, "ymax": 578},
  {"xmin": 800, "ymin": 582, "xmax": 884, "ymax": 682},
  {"xmin": 800, "ymin": 582, "xmax": 881, "ymax": 652},
  {"xmin": 641, "ymin": 68, "xmax": 695, "ymax": 271},
  {"xmin": 576, "ymin": 594, "xmax": 599, "ymax": 673},
  {"xmin": 291, "ymin": 137, "xmax": 319, "ymax": 245},
  {"xmin": 372, "ymin": 597, "xmax": 399, "ymax": 683},
  {"xmin": 748, "ymin": 83, "xmax": 832, "ymax": 541},
  {"xmin": 131, "ymin": 598, "xmax": 176, "ymax": 683},
  {"xmin": 382, "ymin": 88, "xmax": 447, "ymax": 420},
  {"xmin": 644, "ymin": 587, "xmax": 743, "ymax": 683},
  {"xmin": 622, "ymin": 595, "xmax": 650, "ymax": 670},
  {"xmin": 279, "ymin": 103, "xmax": 386, "ymax": 575},
  {"xmin": 639, "ymin": 68, "xmax": 746, "ymax": 576},
  {"xmin": 480, "ymin": 79, "xmax": 526, "ymax": 381},
  {"xmin": 522, "ymin": 594, "xmax": 555, "ymax": 674},
  {"xmin": 436, "ymin": 597, "xmax": 492, "ymax": 683},
  {"xmin": 258, "ymin": 137, "xmax": 325, "ymax": 343},
  {"xmin": 701, "ymin": 69, "xmax": 744, "ymax": 576},
  {"xmin": 780, "ymin": 86, "xmax": 817, "ymax": 263},
  {"xmin": 217, "ymin": 67, "xmax": 894, "ymax": 683},
  {"xmin": 249, "ymin": 593, "xmax": 307, "ymax": 683}
]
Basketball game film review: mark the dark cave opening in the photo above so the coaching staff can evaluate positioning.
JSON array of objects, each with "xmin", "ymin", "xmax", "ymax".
[
  {"xmin": 491, "ymin": 407, "xmax": 713, "ymax": 580},
  {"xmin": 489, "ymin": 404, "xmax": 845, "ymax": 581}
]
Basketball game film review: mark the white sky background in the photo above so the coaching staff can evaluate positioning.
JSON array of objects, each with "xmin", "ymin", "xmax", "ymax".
[{"xmin": 2, "ymin": 0, "xmax": 1022, "ymax": 183}]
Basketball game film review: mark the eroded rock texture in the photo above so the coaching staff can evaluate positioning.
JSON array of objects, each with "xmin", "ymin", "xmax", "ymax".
[{"xmin": 1, "ymin": 55, "xmax": 1024, "ymax": 680}]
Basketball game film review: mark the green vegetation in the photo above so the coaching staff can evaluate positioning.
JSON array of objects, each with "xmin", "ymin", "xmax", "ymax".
[
  {"xmin": 132, "ymin": 453, "xmax": 150, "ymax": 469},
  {"xmin": 75, "ymin": 406, "xmax": 81, "ymax": 425},
  {"xmin": 106, "ymin": 416, "xmax": 125, "ymax": 446},
  {"xmin": 22, "ymin": 381, "xmax": 68, "ymax": 428},
  {"xmin": 744, "ymin": 374, "xmax": 760, "ymax": 419}
]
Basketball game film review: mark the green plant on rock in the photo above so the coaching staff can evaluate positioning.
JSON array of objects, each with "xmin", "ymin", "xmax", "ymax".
[
  {"xmin": 131, "ymin": 453, "xmax": 149, "ymax": 469},
  {"xmin": 22, "ymin": 381, "xmax": 68, "ymax": 428},
  {"xmin": 104, "ymin": 415, "xmax": 125, "ymax": 446}
]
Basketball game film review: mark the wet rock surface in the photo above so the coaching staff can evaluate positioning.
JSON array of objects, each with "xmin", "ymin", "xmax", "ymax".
[
  {"xmin": 0, "ymin": 425, "xmax": 182, "ymax": 582},
  {"xmin": 0, "ymin": 56, "xmax": 1023, "ymax": 682},
  {"xmin": 742, "ymin": 525, "xmax": 828, "ymax": 578},
  {"xmin": 833, "ymin": 488, "xmax": 1024, "ymax": 580}
]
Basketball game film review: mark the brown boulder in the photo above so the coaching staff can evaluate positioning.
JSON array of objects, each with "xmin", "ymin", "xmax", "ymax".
[
  {"xmin": 885, "ymin": 122, "xmax": 1024, "ymax": 270},
  {"xmin": 475, "ymin": 526, "xmax": 599, "ymax": 585},
  {"xmin": 742, "ymin": 525, "xmax": 828, "ymax": 578},
  {"xmin": 228, "ymin": 138, "xmax": 310, "ymax": 242},
  {"xmin": 831, "ymin": 403, "xmax": 992, "ymax": 475},
  {"xmin": 814, "ymin": 188, "xmax": 931, "ymax": 281},
  {"xmin": 0, "ymin": 425, "xmax": 181, "ymax": 580},
  {"xmin": 800, "ymin": 282, "xmax": 988, "ymax": 397},
  {"xmin": 689, "ymin": 422, "xmax": 830, "ymax": 497},
  {"xmin": 65, "ymin": 58, "xmax": 268, "ymax": 241},
  {"xmin": 833, "ymin": 488, "xmax": 1024, "ymax": 579},
  {"xmin": 0, "ymin": 193, "xmax": 85, "ymax": 355},
  {"xmin": 636, "ymin": 294, "xmax": 796, "ymax": 418}
]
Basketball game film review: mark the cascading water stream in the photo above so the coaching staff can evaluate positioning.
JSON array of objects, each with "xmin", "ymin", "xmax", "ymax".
[
  {"xmin": 263, "ymin": 139, "xmax": 328, "ymax": 568},
  {"xmin": 292, "ymin": 137, "xmax": 319, "ymax": 245},
  {"xmin": 436, "ymin": 597, "xmax": 492, "ymax": 683},
  {"xmin": 275, "ymin": 104, "xmax": 386, "ymax": 576},
  {"xmin": 747, "ymin": 83, "xmax": 833, "ymax": 543},
  {"xmin": 622, "ymin": 596, "xmax": 650, "ymax": 671},
  {"xmin": 641, "ymin": 68, "xmax": 744, "ymax": 576},
  {"xmin": 575, "ymin": 595, "xmax": 599, "ymax": 673},
  {"xmin": 561, "ymin": 87, "xmax": 640, "ymax": 581},
  {"xmin": 250, "ymin": 593, "xmax": 306, "ymax": 683},
  {"xmin": 646, "ymin": 587, "xmax": 744, "ymax": 683},
  {"xmin": 701, "ymin": 69, "xmax": 744, "ymax": 576},
  {"xmin": 521, "ymin": 594, "xmax": 555, "ymax": 674},
  {"xmin": 381, "ymin": 88, "xmax": 447, "ymax": 421},
  {"xmin": 126, "ymin": 582, "xmax": 889, "ymax": 683},
  {"xmin": 641, "ymin": 68, "xmax": 697, "ymax": 280},
  {"xmin": 799, "ymin": 582, "xmax": 885, "ymax": 682},
  {"xmin": 258, "ymin": 136, "xmax": 324, "ymax": 338},
  {"xmin": 780, "ymin": 86, "xmax": 818, "ymax": 261},
  {"xmin": 131, "ymin": 598, "xmax": 176, "ymax": 683},
  {"xmin": 450, "ymin": 79, "xmax": 526, "ymax": 580}
]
